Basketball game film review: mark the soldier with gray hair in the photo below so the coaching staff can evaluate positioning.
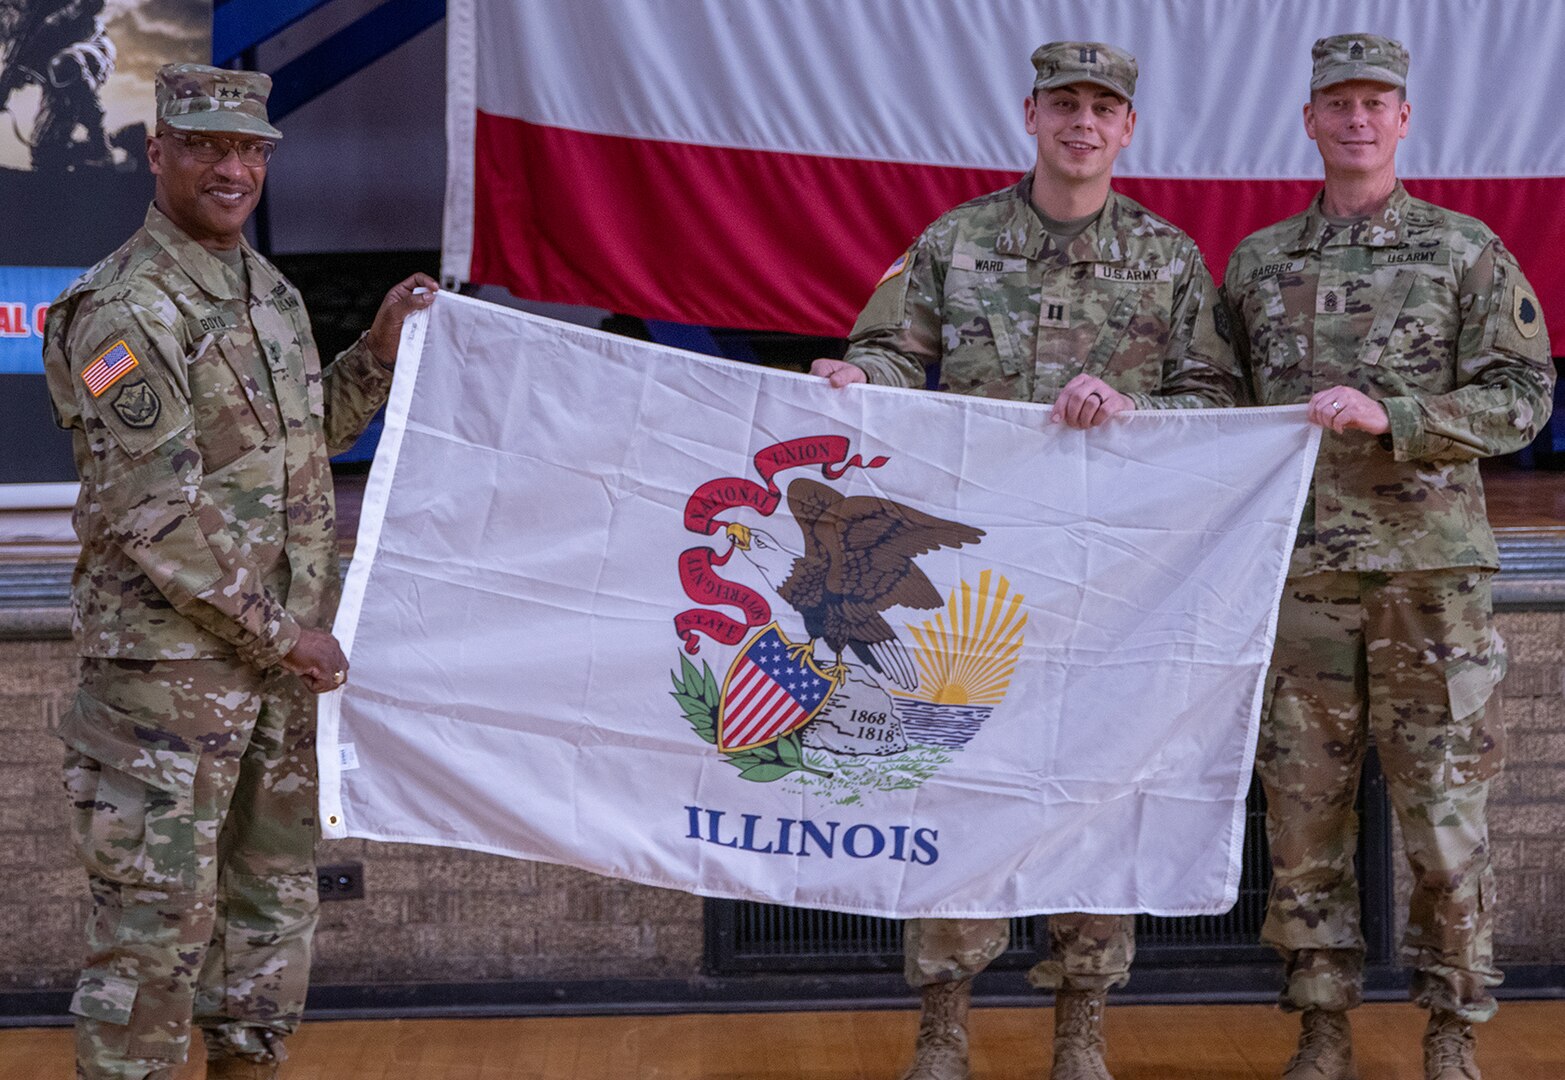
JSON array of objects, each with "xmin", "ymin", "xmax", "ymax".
[
  {"xmin": 41, "ymin": 63, "xmax": 435, "ymax": 1079},
  {"xmin": 813, "ymin": 40, "xmax": 1241, "ymax": 1080},
  {"xmin": 1224, "ymin": 34, "xmax": 1554, "ymax": 1080}
]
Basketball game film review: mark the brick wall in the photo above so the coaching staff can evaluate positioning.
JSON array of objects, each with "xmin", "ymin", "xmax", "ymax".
[
  {"xmin": 0, "ymin": 639, "xmax": 80, "ymax": 993},
  {"xmin": 309, "ymin": 841, "xmax": 703, "ymax": 984},
  {"xmin": 1489, "ymin": 612, "xmax": 1565, "ymax": 963},
  {"xmin": 4, "ymin": 612, "xmax": 1563, "ymax": 999}
]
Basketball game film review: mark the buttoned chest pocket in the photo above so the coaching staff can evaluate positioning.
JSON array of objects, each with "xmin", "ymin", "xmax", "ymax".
[
  {"xmin": 939, "ymin": 266, "xmax": 1030, "ymax": 396},
  {"xmin": 187, "ymin": 336, "xmax": 278, "ymax": 473},
  {"xmin": 1095, "ymin": 281, "xmax": 1173, "ymax": 393},
  {"xmin": 1365, "ymin": 266, "xmax": 1461, "ymax": 394}
]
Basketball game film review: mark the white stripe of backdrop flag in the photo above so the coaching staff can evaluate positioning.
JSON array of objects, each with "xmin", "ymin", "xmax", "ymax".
[{"xmin": 318, "ymin": 293, "xmax": 1319, "ymax": 918}]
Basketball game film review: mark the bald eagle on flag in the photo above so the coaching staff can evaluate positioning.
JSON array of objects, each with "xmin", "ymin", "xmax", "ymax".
[{"xmin": 731, "ymin": 477, "xmax": 984, "ymax": 693}]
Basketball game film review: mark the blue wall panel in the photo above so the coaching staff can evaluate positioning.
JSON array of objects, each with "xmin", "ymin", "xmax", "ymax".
[{"xmin": 0, "ymin": 267, "xmax": 87, "ymax": 374}]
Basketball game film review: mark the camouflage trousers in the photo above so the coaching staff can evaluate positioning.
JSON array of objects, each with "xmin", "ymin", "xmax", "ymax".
[
  {"xmin": 1259, "ymin": 570, "xmax": 1506, "ymax": 1022},
  {"xmin": 59, "ymin": 657, "xmax": 320, "ymax": 1079},
  {"xmin": 905, "ymin": 914, "xmax": 1135, "ymax": 992}
]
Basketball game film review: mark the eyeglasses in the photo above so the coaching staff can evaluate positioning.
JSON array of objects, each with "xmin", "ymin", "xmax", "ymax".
[{"xmin": 163, "ymin": 131, "xmax": 276, "ymax": 167}]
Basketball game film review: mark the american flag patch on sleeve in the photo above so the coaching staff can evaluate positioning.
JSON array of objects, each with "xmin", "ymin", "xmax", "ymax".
[
  {"xmin": 875, "ymin": 251, "xmax": 909, "ymax": 287},
  {"xmin": 81, "ymin": 340, "xmax": 140, "ymax": 397}
]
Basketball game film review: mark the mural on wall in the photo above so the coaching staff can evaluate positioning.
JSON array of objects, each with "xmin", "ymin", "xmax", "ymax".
[
  {"xmin": 0, "ymin": 1, "xmax": 207, "ymax": 483},
  {"xmin": 0, "ymin": 0, "xmax": 206, "ymax": 176}
]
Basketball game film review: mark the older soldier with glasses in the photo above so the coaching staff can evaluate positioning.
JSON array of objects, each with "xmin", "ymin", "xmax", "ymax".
[
  {"xmin": 1224, "ymin": 35, "xmax": 1554, "ymax": 1080},
  {"xmin": 159, "ymin": 131, "xmax": 278, "ymax": 166},
  {"xmin": 42, "ymin": 63, "xmax": 435, "ymax": 1079}
]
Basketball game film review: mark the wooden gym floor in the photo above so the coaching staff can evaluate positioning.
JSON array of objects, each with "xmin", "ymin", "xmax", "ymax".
[{"xmin": 4, "ymin": 1001, "xmax": 1563, "ymax": 1079}]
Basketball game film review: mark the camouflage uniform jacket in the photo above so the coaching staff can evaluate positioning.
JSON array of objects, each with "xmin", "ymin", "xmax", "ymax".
[
  {"xmin": 42, "ymin": 204, "xmax": 392, "ymax": 668},
  {"xmin": 1225, "ymin": 183, "xmax": 1555, "ymax": 574},
  {"xmin": 844, "ymin": 174, "xmax": 1240, "ymax": 409}
]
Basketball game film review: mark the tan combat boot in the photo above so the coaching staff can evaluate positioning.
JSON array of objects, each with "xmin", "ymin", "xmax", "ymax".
[
  {"xmin": 1050, "ymin": 989, "xmax": 1113, "ymax": 1080},
  {"xmin": 1423, "ymin": 1010, "xmax": 1480, "ymax": 1080},
  {"xmin": 204, "ymin": 1058, "xmax": 279, "ymax": 1080},
  {"xmin": 1282, "ymin": 1008, "xmax": 1357, "ymax": 1080},
  {"xmin": 901, "ymin": 978, "xmax": 972, "ymax": 1080}
]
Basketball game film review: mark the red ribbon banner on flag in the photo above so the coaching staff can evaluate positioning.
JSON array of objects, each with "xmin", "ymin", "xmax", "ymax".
[{"xmin": 674, "ymin": 435, "xmax": 887, "ymax": 653}]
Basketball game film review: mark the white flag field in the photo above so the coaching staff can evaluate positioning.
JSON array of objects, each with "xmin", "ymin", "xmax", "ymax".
[{"xmin": 319, "ymin": 293, "xmax": 1321, "ymax": 918}]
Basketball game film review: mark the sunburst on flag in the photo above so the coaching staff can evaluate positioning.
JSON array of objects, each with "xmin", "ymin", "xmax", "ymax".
[{"xmin": 899, "ymin": 570, "xmax": 1026, "ymax": 705}]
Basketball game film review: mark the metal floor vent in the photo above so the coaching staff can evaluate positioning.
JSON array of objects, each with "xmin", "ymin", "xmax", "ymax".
[{"xmin": 707, "ymin": 767, "xmax": 1394, "ymax": 976}]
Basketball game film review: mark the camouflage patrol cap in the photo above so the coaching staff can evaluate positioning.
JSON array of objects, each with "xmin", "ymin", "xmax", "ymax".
[
  {"xmin": 1031, "ymin": 41, "xmax": 1137, "ymax": 102},
  {"xmin": 156, "ymin": 63, "xmax": 283, "ymax": 139},
  {"xmin": 1310, "ymin": 34, "xmax": 1408, "ymax": 92}
]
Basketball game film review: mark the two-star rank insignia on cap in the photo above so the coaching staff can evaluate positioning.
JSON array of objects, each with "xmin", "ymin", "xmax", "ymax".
[
  {"xmin": 1514, "ymin": 286, "xmax": 1542, "ymax": 339},
  {"xmin": 81, "ymin": 340, "xmax": 140, "ymax": 397}
]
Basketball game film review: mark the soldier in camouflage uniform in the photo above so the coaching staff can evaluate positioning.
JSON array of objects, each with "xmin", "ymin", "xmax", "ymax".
[
  {"xmin": 41, "ymin": 64, "xmax": 436, "ymax": 1080},
  {"xmin": 1224, "ymin": 35, "xmax": 1554, "ymax": 1080},
  {"xmin": 814, "ymin": 42, "xmax": 1241, "ymax": 1080}
]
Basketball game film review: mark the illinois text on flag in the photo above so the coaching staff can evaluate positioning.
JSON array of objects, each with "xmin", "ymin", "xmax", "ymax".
[{"xmin": 320, "ymin": 293, "xmax": 1320, "ymax": 918}]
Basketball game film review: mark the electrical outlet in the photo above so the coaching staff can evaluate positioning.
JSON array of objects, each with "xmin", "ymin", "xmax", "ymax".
[{"xmin": 317, "ymin": 862, "xmax": 365, "ymax": 901}]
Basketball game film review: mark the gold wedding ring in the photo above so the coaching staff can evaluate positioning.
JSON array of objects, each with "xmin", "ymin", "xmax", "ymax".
[{"xmin": 332, "ymin": 670, "xmax": 346, "ymax": 686}]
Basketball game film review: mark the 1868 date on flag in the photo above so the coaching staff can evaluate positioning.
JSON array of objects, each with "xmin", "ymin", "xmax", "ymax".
[{"xmin": 319, "ymin": 293, "xmax": 1318, "ymax": 918}]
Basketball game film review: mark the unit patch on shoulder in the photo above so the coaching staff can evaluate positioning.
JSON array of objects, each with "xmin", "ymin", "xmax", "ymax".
[
  {"xmin": 81, "ymin": 339, "xmax": 140, "ymax": 397},
  {"xmin": 1513, "ymin": 285, "xmax": 1542, "ymax": 339},
  {"xmin": 1213, "ymin": 300, "xmax": 1232, "ymax": 344},
  {"xmin": 110, "ymin": 380, "xmax": 161, "ymax": 429}
]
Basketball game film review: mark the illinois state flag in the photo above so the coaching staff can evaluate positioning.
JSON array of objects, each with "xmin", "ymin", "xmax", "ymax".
[{"xmin": 319, "ymin": 293, "xmax": 1320, "ymax": 917}]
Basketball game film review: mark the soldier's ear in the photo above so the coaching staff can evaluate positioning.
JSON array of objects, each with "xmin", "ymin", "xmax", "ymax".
[{"xmin": 146, "ymin": 131, "xmax": 162, "ymax": 176}]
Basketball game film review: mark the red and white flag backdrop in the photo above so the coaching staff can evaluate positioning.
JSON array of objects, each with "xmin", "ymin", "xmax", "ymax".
[{"xmin": 442, "ymin": 0, "xmax": 1565, "ymax": 338}]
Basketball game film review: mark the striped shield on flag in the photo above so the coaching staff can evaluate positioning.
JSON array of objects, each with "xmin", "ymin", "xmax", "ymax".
[{"xmin": 717, "ymin": 623, "xmax": 836, "ymax": 752}]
